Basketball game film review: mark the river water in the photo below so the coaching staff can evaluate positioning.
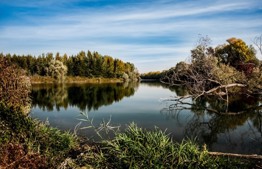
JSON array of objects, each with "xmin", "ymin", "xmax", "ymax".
[{"xmin": 30, "ymin": 82, "xmax": 262, "ymax": 154}]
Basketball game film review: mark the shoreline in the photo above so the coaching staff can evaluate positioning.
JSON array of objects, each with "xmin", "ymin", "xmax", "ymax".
[{"xmin": 30, "ymin": 75, "xmax": 124, "ymax": 84}]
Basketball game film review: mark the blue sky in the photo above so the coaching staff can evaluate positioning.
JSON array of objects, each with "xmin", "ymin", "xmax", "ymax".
[{"xmin": 0, "ymin": 0, "xmax": 261, "ymax": 73}]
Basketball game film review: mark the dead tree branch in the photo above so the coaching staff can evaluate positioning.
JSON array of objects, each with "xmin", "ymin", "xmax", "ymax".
[
  {"xmin": 208, "ymin": 152, "xmax": 262, "ymax": 160},
  {"xmin": 194, "ymin": 83, "xmax": 246, "ymax": 100},
  {"xmin": 252, "ymin": 34, "xmax": 262, "ymax": 55}
]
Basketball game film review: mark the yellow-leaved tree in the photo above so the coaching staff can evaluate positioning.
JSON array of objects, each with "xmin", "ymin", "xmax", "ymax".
[{"xmin": 215, "ymin": 38, "xmax": 259, "ymax": 75}]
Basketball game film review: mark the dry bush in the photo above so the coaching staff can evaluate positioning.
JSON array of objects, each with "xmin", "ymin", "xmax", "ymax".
[
  {"xmin": 247, "ymin": 67, "xmax": 262, "ymax": 92},
  {"xmin": 0, "ymin": 57, "xmax": 31, "ymax": 114},
  {"xmin": 211, "ymin": 61, "xmax": 246, "ymax": 85},
  {"xmin": 0, "ymin": 143, "xmax": 47, "ymax": 169},
  {"xmin": 47, "ymin": 59, "xmax": 67, "ymax": 82}
]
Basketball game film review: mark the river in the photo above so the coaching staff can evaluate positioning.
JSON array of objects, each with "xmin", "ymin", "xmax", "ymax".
[{"xmin": 30, "ymin": 82, "xmax": 262, "ymax": 155}]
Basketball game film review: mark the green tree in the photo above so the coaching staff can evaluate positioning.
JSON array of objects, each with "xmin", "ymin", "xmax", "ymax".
[
  {"xmin": 94, "ymin": 52, "xmax": 103, "ymax": 77},
  {"xmin": 102, "ymin": 56, "xmax": 114, "ymax": 77},
  {"xmin": 0, "ymin": 51, "xmax": 139, "ymax": 81}
]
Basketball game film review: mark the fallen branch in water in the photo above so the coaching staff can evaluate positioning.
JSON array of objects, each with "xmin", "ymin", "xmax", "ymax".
[
  {"xmin": 208, "ymin": 152, "xmax": 262, "ymax": 160},
  {"xmin": 204, "ymin": 83, "xmax": 246, "ymax": 94},
  {"xmin": 194, "ymin": 83, "xmax": 247, "ymax": 100}
]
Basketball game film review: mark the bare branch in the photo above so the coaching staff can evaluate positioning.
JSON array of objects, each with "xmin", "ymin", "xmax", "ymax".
[
  {"xmin": 252, "ymin": 34, "xmax": 262, "ymax": 55},
  {"xmin": 195, "ymin": 83, "xmax": 246, "ymax": 99},
  {"xmin": 208, "ymin": 151, "xmax": 262, "ymax": 160}
]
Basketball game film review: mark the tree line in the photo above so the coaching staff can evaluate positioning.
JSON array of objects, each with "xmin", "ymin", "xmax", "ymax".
[
  {"xmin": 0, "ymin": 51, "xmax": 139, "ymax": 81},
  {"xmin": 140, "ymin": 71, "xmax": 164, "ymax": 80}
]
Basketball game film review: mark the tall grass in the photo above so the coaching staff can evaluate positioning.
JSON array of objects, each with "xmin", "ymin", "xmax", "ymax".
[
  {"xmin": 0, "ymin": 106, "xmax": 254, "ymax": 168},
  {"xmin": 83, "ymin": 123, "xmax": 251, "ymax": 169},
  {"xmin": 95, "ymin": 123, "xmax": 213, "ymax": 168}
]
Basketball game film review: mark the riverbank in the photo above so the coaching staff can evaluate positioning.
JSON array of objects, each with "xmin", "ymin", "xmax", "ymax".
[
  {"xmin": 1, "ymin": 104, "xmax": 261, "ymax": 168},
  {"xmin": 0, "ymin": 103, "xmax": 76, "ymax": 168},
  {"xmin": 30, "ymin": 75, "xmax": 124, "ymax": 84}
]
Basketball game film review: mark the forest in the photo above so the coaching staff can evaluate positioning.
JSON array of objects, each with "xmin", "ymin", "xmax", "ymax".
[{"xmin": 0, "ymin": 51, "xmax": 139, "ymax": 82}]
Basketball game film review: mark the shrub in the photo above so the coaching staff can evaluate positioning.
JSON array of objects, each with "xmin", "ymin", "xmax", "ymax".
[
  {"xmin": 0, "ymin": 103, "xmax": 77, "ymax": 168},
  {"xmin": 0, "ymin": 57, "xmax": 31, "ymax": 114},
  {"xmin": 0, "ymin": 143, "xmax": 47, "ymax": 169},
  {"xmin": 47, "ymin": 59, "xmax": 68, "ymax": 82}
]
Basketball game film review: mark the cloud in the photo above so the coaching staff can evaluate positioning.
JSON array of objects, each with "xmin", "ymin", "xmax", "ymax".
[{"xmin": 0, "ymin": 0, "xmax": 261, "ymax": 72}]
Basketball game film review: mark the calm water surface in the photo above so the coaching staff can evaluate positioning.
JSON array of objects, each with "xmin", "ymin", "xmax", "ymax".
[{"xmin": 30, "ymin": 82, "xmax": 262, "ymax": 154}]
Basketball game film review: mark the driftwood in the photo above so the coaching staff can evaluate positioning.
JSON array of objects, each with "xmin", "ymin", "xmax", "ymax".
[
  {"xmin": 199, "ymin": 83, "xmax": 246, "ymax": 95},
  {"xmin": 208, "ymin": 151, "xmax": 262, "ymax": 160}
]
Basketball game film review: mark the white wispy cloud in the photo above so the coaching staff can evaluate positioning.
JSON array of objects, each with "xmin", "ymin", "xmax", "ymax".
[{"xmin": 0, "ymin": 0, "xmax": 261, "ymax": 72}]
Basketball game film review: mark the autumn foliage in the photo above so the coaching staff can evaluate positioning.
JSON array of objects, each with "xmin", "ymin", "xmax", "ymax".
[{"xmin": 161, "ymin": 37, "xmax": 262, "ymax": 96}]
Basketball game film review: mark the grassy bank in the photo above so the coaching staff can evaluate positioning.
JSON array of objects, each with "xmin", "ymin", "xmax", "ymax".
[
  {"xmin": 30, "ymin": 75, "xmax": 124, "ymax": 84},
  {"xmin": 69, "ymin": 123, "xmax": 256, "ymax": 169},
  {"xmin": 0, "ymin": 106, "xmax": 259, "ymax": 168},
  {"xmin": 0, "ymin": 103, "xmax": 77, "ymax": 168}
]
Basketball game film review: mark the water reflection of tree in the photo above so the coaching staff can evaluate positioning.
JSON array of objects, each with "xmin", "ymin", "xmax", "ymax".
[
  {"xmin": 31, "ymin": 84, "xmax": 68, "ymax": 111},
  {"xmin": 161, "ymin": 86, "xmax": 262, "ymax": 153},
  {"xmin": 169, "ymin": 85, "xmax": 189, "ymax": 97},
  {"xmin": 140, "ymin": 81, "xmax": 170, "ymax": 89},
  {"xmin": 250, "ymin": 105, "xmax": 262, "ymax": 145},
  {"xmin": 184, "ymin": 112, "xmax": 256, "ymax": 147},
  {"xmin": 31, "ymin": 83, "xmax": 138, "ymax": 111}
]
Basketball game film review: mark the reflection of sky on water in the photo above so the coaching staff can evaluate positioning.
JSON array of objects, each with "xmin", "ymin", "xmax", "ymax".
[{"xmin": 30, "ymin": 82, "xmax": 262, "ymax": 155}]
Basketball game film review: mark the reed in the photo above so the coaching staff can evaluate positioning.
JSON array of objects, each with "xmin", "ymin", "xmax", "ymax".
[{"xmin": 84, "ymin": 123, "xmax": 249, "ymax": 169}]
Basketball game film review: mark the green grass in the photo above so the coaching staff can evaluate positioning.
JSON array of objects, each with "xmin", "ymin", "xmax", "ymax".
[
  {"xmin": 79, "ymin": 123, "xmax": 252, "ymax": 169},
  {"xmin": 0, "ymin": 103, "xmax": 77, "ymax": 168}
]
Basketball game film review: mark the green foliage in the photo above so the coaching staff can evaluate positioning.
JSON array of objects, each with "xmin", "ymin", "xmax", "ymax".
[
  {"xmin": 0, "ymin": 59, "xmax": 77, "ymax": 167},
  {"xmin": 0, "ymin": 103, "xmax": 77, "ymax": 168},
  {"xmin": 215, "ymin": 38, "xmax": 259, "ymax": 75},
  {"xmin": 0, "ymin": 51, "xmax": 140, "ymax": 81},
  {"xmin": 140, "ymin": 71, "xmax": 163, "ymax": 80},
  {"xmin": 212, "ymin": 38, "xmax": 261, "ymax": 89},
  {"xmin": 82, "ymin": 123, "xmax": 249, "ymax": 169}
]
